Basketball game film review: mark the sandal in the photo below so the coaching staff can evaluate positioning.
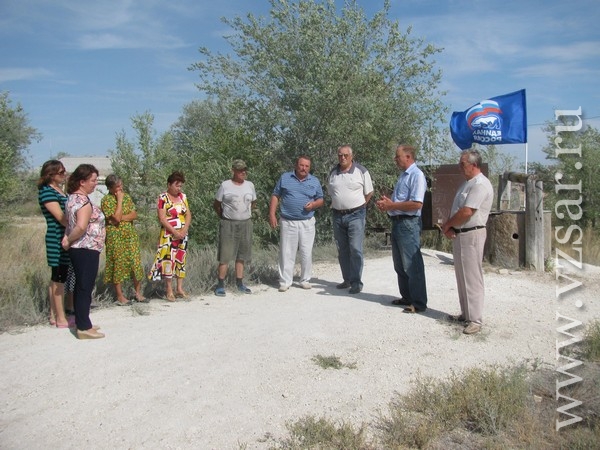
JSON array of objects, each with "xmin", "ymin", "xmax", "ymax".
[
  {"xmin": 175, "ymin": 292, "xmax": 189, "ymax": 299},
  {"xmin": 165, "ymin": 293, "xmax": 176, "ymax": 302},
  {"xmin": 114, "ymin": 300, "xmax": 132, "ymax": 306}
]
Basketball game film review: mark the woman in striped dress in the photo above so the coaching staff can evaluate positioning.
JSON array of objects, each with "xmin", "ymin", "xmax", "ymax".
[{"xmin": 37, "ymin": 160, "xmax": 71, "ymax": 328}]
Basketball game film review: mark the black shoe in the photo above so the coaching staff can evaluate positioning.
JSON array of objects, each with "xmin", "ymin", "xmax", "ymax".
[
  {"xmin": 336, "ymin": 281, "xmax": 350, "ymax": 289},
  {"xmin": 391, "ymin": 298, "xmax": 411, "ymax": 306},
  {"xmin": 349, "ymin": 285, "xmax": 362, "ymax": 294},
  {"xmin": 447, "ymin": 313, "xmax": 466, "ymax": 322}
]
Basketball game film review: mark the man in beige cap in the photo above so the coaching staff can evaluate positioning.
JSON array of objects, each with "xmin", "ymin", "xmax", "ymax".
[{"xmin": 213, "ymin": 160, "xmax": 256, "ymax": 296}]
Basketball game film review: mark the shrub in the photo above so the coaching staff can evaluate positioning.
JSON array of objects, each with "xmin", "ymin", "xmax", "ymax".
[
  {"xmin": 375, "ymin": 364, "xmax": 532, "ymax": 447},
  {"xmin": 271, "ymin": 415, "xmax": 373, "ymax": 450},
  {"xmin": 581, "ymin": 320, "xmax": 600, "ymax": 362}
]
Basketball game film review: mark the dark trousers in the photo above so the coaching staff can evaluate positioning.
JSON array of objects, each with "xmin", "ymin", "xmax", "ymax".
[
  {"xmin": 69, "ymin": 248, "xmax": 100, "ymax": 331},
  {"xmin": 390, "ymin": 216, "xmax": 428, "ymax": 310}
]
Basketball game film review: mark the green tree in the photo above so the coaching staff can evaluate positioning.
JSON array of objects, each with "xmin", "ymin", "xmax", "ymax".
[
  {"xmin": 0, "ymin": 91, "xmax": 40, "ymax": 210},
  {"xmin": 538, "ymin": 118, "xmax": 600, "ymax": 228},
  {"xmin": 170, "ymin": 100, "xmax": 270, "ymax": 245},
  {"xmin": 189, "ymin": 0, "xmax": 448, "ymax": 242},
  {"xmin": 109, "ymin": 112, "xmax": 176, "ymax": 231}
]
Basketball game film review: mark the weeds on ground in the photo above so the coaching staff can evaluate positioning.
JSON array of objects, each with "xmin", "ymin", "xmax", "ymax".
[
  {"xmin": 312, "ymin": 354, "xmax": 357, "ymax": 370},
  {"xmin": 374, "ymin": 363, "xmax": 546, "ymax": 448},
  {"xmin": 403, "ymin": 364, "xmax": 530, "ymax": 434},
  {"xmin": 580, "ymin": 319, "xmax": 600, "ymax": 362},
  {"xmin": 270, "ymin": 415, "xmax": 373, "ymax": 450}
]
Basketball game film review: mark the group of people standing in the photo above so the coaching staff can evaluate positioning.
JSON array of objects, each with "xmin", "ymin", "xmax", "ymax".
[
  {"xmin": 38, "ymin": 163, "xmax": 192, "ymax": 339},
  {"xmin": 38, "ymin": 144, "xmax": 493, "ymax": 340},
  {"xmin": 265, "ymin": 144, "xmax": 493, "ymax": 335}
]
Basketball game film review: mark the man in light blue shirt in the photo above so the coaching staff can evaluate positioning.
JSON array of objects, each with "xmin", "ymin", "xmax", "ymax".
[
  {"xmin": 376, "ymin": 145, "xmax": 428, "ymax": 313},
  {"xmin": 269, "ymin": 156, "xmax": 324, "ymax": 291}
]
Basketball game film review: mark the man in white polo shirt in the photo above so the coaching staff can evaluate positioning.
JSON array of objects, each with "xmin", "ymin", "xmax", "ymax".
[{"xmin": 327, "ymin": 145, "xmax": 374, "ymax": 294}]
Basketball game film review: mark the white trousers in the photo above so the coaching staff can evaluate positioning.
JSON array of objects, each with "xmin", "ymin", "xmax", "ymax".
[{"xmin": 278, "ymin": 217, "xmax": 316, "ymax": 287}]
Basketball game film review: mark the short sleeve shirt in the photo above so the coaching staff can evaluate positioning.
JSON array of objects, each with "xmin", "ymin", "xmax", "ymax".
[
  {"xmin": 272, "ymin": 171, "xmax": 324, "ymax": 220},
  {"xmin": 38, "ymin": 185, "xmax": 70, "ymax": 266},
  {"xmin": 215, "ymin": 180, "xmax": 257, "ymax": 221},
  {"xmin": 65, "ymin": 193, "xmax": 106, "ymax": 252},
  {"xmin": 327, "ymin": 162, "xmax": 374, "ymax": 210},
  {"xmin": 450, "ymin": 173, "xmax": 494, "ymax": 228},
  {"xmin": 389, "ymin": 163, "xmax": 427, "ymax": 218}
]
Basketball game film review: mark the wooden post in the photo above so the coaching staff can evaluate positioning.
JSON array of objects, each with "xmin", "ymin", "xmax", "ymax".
[
  {"xmin": 497, "ymin": 173, "xmax": 511, "ymax": 210},
  {"xmin": 535, "ymin": 180, "xmax": 545, "ymax": 270},
  {"xmin": 525, "ymin": 177, "xmax": 545, "ymax": 271}
]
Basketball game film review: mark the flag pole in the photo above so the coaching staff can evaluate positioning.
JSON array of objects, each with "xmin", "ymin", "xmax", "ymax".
[{"xmin": 523, "ymin": 142, "xmax": 528, "ymax": 210}]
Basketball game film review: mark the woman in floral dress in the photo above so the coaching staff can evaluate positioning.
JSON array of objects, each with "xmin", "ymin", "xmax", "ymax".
[
  {"xmin": 148, "ymin": 171, "xmax": 192, "ymax": 301},
  {"xmin": 101, "ymin": 175, "xmax": 145, "ymax": 305}
]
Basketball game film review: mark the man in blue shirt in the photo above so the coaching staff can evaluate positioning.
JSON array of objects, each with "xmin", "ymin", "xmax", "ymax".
[
  {"xmin": 269, "ymin": 156, "xmax": 324, "ymax": 292},
  {"xmin": 376, "ymin": 145, "xmax": 428, "ymax": 313}
]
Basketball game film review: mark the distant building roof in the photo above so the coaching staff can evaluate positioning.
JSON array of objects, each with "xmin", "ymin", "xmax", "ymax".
[{"xmin": 60, "ymin": 157, "xmax": 113, "ymax": 179}]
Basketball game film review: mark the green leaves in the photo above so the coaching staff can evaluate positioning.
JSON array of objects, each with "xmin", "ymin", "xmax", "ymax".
[
  {"xmin": 0, "ymin": 92, "xmax": 40, "ymax": 209},
  {"xmin": 183, "ymin": 0, "xmax": 451, "ymax": 245}
]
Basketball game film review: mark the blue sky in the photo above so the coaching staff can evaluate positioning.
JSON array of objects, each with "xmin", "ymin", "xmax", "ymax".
[{"xmin": 2, "ymin": 0, "xmax": 599, "ymax": 169}]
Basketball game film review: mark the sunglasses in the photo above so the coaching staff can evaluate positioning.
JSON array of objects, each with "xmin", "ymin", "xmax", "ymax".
[{"xmin": 57, "ymin": 170, "xmax": 67, "ymax": 175}]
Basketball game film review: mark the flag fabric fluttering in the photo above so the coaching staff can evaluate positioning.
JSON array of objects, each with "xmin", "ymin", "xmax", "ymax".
[{"xmin": 450, "ymin": 89, "xmax": 527, "ymax": 150}]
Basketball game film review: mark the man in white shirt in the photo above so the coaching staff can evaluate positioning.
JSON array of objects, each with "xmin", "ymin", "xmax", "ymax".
[
  {"xmin": 442, "ymin": 150, "xmax": 493, "ymax": 334},
  {"xmin": 327, "ymin": 145, "xmax": 373, "ymax": 294}
]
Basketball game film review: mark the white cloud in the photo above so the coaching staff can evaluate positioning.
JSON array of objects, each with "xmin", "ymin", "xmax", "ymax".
[
  {"xmin": 77, "ymin": 31, "xmax": 185, "ymax": 50},
  {"xmin": 536, "ymin": 41, "xmax": 600, "ymax": 62},
  {"xmin": 0, "ymin": 67, "xmax": 53, "ymax": 83}
]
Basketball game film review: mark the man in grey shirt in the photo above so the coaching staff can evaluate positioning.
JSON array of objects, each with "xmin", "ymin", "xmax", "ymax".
[{"xmin": 213, "ymin": 159, "xmax": 257, "ymax": 296}]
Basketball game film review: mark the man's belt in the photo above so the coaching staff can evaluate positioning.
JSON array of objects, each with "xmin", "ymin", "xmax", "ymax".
[
  {"xmin": 390, "ymin": 215, "xmax": 418, "ymax": 221},
  {"xmin": 333, "ymin": 205, "xmax": 365, "ymax": 215},
  {"xmin": 452, "ymin": 225, "xmax": 486, "ymax": 234}
]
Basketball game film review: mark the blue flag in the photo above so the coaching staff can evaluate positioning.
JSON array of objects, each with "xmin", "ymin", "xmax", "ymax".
[{"xmin": 450, "ymin": 89, "xmax": 527, "ymax": 150}]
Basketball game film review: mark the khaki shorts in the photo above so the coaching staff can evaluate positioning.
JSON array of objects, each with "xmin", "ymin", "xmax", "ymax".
[{"xmin": 217, "ymin": 219, "xmax": 253, "ymax": 263}]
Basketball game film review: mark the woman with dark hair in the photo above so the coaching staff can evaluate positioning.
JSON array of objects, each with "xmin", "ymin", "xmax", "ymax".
[
  {"xmin": 148, "ymin": 171, "xmax": 192, "ymax": 301},
  {"xmin": 37, "ymin": 159, "xmax": 71, "ymax": 328},
  {"xmin": 62, "ymin": 164, "xmax": 106, "ymax": 339},
  {"xmin": 101, "ymin": 174, "xmax": 145, "ymax": 305}
]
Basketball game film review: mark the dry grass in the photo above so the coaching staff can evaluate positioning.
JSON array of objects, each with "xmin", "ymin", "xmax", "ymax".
[
  {"xmin": 580, "ymin": 320, "xmax": 600, "ymax": 362},
  {"xmin": 1, "ymin": 219, "xmax": 284, "ymax": 331},
  {"xmin": 269, "ymin": 415, "xmax": 373, "ymax": 450},
  {"xmin": 267, "ymin": 360, "xmax": 600, "ymax": 449},
  {"xmin": 554, "ymin": 226, "xmax": 600, "ymax": 266}
]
